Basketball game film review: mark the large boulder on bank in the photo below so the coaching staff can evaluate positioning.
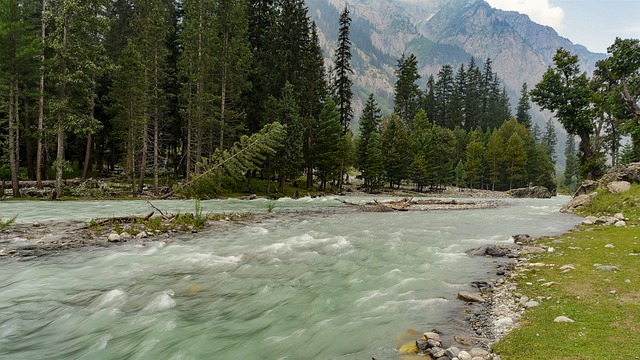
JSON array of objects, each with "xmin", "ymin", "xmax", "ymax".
[
  {"xmin": 507, "ymin": 186, "xmax": 553, "ymax": 198},
  {"xmin": 560, "ymin": 192, "xmax": 597, "ymax": 213},
  {"xmin": 467, "ymin": 244, "xmax": 520, "ymax": 258},
  {"xmin": 607, "ymin": 181, "xmax": 631, "ymax": 194},
  {"xmin": 599, "ymin": 162, "xmax": 640, "ymax": 185}
]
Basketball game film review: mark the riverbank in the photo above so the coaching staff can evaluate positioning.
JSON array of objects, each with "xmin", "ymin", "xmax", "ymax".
[{"xmin": 488, "ymin": 184, "xmax": 640, "ymax": 359}]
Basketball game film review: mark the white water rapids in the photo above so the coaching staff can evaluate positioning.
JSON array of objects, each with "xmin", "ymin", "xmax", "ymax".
[{"xmin": 0, "ymin": 196, "xmax": 581, "ymax": 359}]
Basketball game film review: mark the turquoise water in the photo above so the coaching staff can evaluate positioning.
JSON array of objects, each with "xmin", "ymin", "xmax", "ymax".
[{"xmin": 0, "ymin": 197, "xmax": 581, "ymax": 359}]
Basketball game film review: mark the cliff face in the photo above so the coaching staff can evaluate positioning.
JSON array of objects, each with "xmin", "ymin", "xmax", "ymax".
[{"xmin": 307, "ymin": 0, "xmax": 606, "ymax": 119}]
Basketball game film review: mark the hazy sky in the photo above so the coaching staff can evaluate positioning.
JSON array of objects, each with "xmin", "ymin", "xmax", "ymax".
[{"xmin": 485, "ymin": 0, "xmax": 640, "ymax": 53}]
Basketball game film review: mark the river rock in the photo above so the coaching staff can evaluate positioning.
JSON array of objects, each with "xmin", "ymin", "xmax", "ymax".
[
  {"xmin": 467, "ymin": 244, "xmax": 519, "ymax": 258},
  {"xmin": 458, "ymin": 350, "xmax": 472, "ymax": 360},
  {"xmin": 512, "ymin": 234, "xmax": 535, "ymax": 245},
  {"xmin": 523, "ymin": 300, "xmax": 539, "ymax": 308},
  {"xmin": 561, "ymin": 192, "xmax": 597, "ymax": 213},
  {"xmin": 469, "ymin": 348, "xmax": 489, "ymax": 357},
  {"xmin": 494, "ymin": 317, "xmax": 513, "ymax": 327},
  {"xmin": 424, "ymin": 331, "xmax": 441, "ymax": 342},
  {"xmin": 107, "ymin": 233, "xmax": 121, "ymax": 242},
  {"xmin": 554, "ymin": 316, "xmax": 575, "ymax": 323},
  {"xmin": 136, "ymin": 231, "xmax": 148, "ymax": 239},
  {"xmin": 507, "ymin": 186, "xmax": 552, "ymax": 198},
  {"xmin": 120, "ymin": 232, "xmax": 132, "ymax": 240},
  {"xmin": 457, "ymin": 291, "xmax": 485, "ymax": 303},
  {"xmin": 430, "ymin": 347, "xmax": 446, "ymax": 358},
  {"xmin": 607, "ymin": 181, "xmax": 631, "ymax": 194},
  {"xmin": 444, "ymin": 346, "xmax": 461, "ymax": 359}
]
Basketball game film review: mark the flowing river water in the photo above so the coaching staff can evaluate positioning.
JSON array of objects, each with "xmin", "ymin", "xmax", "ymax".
[{"xmin": 0, "ymin": 196, "xmax": 581, "ymax": 359}]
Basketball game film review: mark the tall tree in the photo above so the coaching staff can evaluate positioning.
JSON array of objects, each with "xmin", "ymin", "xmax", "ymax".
[
  {"xmin": 381, "ymin": 114, "xmax": 409, "ymax": 188},
  {"xmin": 357, "ymin": 94, "xmax": 381, "ymax": 186},
  {"xmin": 394, "ymin": 53, "xmax": 421, "ymax": 129},
  {"xmin": 0, "ymin": 0, "xmax": 39, "ymax": 196},
  {"xmin": 47, "ymin": 0, "xmax": 109, "ymax": 198},
  {"xmin": 333, "ymin": 4, "xmax": 353, "ymax": 132},
  {"xmin": 532, "ymin": 48, "xmax": 602, "ymax": 179},
  {"xmin": 213, "ymin": 0, "xmax": 251, "ymax": 153},
  {"xmin": 515, "ymin": 83, "xmax": 532, "ymax": 128},
  {"xmin": 505, "ymin": 132, "xmax": 526, "ymax": 189},
  {"xmin": 131, "ymin": 0, "xmax": 172, "ymax": 194},
  {"xmin": 312, "ymin": 98, "xmax": 342, "ymax": 189}
]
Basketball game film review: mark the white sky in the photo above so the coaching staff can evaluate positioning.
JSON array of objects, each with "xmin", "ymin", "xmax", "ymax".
[{"xmin": 485, "ymin": 0, "xmax": 640, "ymax": 53}]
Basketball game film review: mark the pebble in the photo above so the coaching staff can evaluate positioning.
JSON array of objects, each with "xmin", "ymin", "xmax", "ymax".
[
  {"xmin": 604, "ymin": 244, "xmax": 615, "ymax": 248},
  {"xmin": 614, "ymin": 220, "xmax": 627, "ymax": 227},
  {"xmin": 554, "ymin": 316, "xmax": 575, "ymax": 323},
  {"xmin": 523, "ymin": 301, "xmax": 539, "ymax": 308},
  {"xmin": 107, "ymin": 233, "xmax": 121, "ymax": 242},
  {"xmin": 596, "ymin": 265, "xmax": 621, "ymax": 272},
  {"xmin": 458, "ymin": 350, "xmax": 472, "ymax": 360},
  {"xmin": 625, "ymin": 279, "xmax": 631, "ymax": 283}
]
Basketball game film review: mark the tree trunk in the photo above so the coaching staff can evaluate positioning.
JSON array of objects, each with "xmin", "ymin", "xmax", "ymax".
[
  {"xmin": 9, "ymin": 81, "xmax": 21, "ymax": 198},
  {"xmin": 36, "ymin": 0, "xmax": 46, "ymax": 189},
  {"xmin": 82, "ymin": 87, "xmax": 95, "ymax": 179},
  {"xmin": 138, "ymin": 116, "xmax": 148, "ymax": 195},
  {"xmin": 55, "ymin": 10, "xmax": 68, "ymax": 200},
  {"xmin": 153, "ymin": 53, "xmax": 160, "ymax": 195}
]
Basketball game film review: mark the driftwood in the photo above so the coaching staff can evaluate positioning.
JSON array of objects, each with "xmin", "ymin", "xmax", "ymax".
[
  {"xmin": 92, "ymin": 211, "xmax": 155, "ymax": 226},
  {"xmin": 338, "ymin": 197, "xmax": 484, "ymax": 212}
]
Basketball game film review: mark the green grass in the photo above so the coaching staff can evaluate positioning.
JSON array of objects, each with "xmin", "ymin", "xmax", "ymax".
[
  {"xmin": 493, "ymin": 185, "xmax": 640, "ymax": 359},
  {"xmin": 0, "ymin": 215, "xmax": 17, "ymax": 229}
]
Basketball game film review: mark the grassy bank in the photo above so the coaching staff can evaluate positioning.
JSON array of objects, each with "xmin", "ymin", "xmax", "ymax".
[{"xmin": 493, "ymin": 185, "xmax": 640, "ymax": 359}]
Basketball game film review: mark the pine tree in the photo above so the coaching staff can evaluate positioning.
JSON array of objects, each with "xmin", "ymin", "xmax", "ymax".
[
  {"xmin": 465, "ymin": 130, "xmax": 485, "ymax": 188},
  {"xmin": 505, "ymin": 132, "xmax": 526, "ymax": 189},
  {"xmin": 541, "ymin": 118, "xmax": 558, "ymax": 163},
  {"xmin": 313, "ymin": 98, "xmax": 342, "ymax": 189},
  {"xmin": 393, "ymin": 53, "xmax": 421, "ymax": 129},
  {"xmin": 213, "ymin": 0, "xmax": 252, "ymax": 153},
  {"xmin": 333, "ymin": 4, "xmax": 353, "ymax": 132},
  {"xmin": 486, "ymin": 129, "xmax": 502, "ymax": 191},
  {"xmin": 515, "ymin": 83, "xmax": 532, "ymax": 128},
  {"xmin": 46, "ymin": 0, "xmax": 109, "ymax": 198},
  {"xmin": 381, "ymin": 114, "xmax": 409, "ymax": 188},
  {"xmin": 357, "ymin": 94, "xmax": 381, "ymax": 185},
  {"xmin": 434, "ymin": 64, "xmax": 453, "ymax": 127},
  {"xmin": 363, "ymin": 131, "xmax": 384, "ymax": 192}
]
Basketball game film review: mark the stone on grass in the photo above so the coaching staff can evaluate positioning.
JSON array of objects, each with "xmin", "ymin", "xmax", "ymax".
[
  {"xmin": 604, "ymin": 244, "xmax": 615, "ymax": 249},
  {"xmin": 554, "ymin": 316, "xmax": 575, "ymax": 323},
  {"xmin": 493, "ymin": 317, "xmax": 513, "ymax": 327},
  {"xmin": 614, "ymin": 212, "xmax": 626, "ymax": 220},
  {"xmin": 457, "ymin": 291, "xmax": 485, "ymax": 303},
  {"xmin": 607, "ymin": 181, "xmax": 631, "ymax": 194},
  {"xmin": 560, "ymin": 264, "xmax": 576, "ymax": 271},
  {"xmin": 614, "ymin": 221, "xmax": 626, "ymax": 227},
  {"xmin": 625, "ymin": 279, "xmax": 631, "ymax": 284},
  {"xmin": 596, "ymin": 265, "xmax": 621, "ymax": 272},
  {"xmin": 524, "ymin": 301, "xmax": 539, "ymax": 308}
]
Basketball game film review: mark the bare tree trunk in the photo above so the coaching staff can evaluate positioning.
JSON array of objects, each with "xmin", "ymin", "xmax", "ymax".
[
  {"xmin": 54, "ymin": 11, "xmax": 68, "ymax": 199},
  {"xmin": 153, "ymin": 54, "xmax": 160, "ymax": 195},
  {"xmin": 9, "ymin": 81, "xmax": 21, "ymax": 198},
  {"xmin": 82, "ymin": 86, "xmax": 95, "ymax": 179},
  {"xmin": 138, "ymin": 117, "xmax": 148, "ymax": 195},
  {"xmin": 186, "ymin": 82, "xmax": 192, "ymax": 177},
  {"xmin": 127, "ymin": 103, "xmax": 135, "ymax": 195},
  {"xmin": 36, "ymin": 0, "xmax": 46, "ymax": 189}
]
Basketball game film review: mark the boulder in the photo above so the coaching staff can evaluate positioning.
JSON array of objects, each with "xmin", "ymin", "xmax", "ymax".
[
  {"xmin": 512, "ymin": 234, "xmax": 535, "ymax": 245},
  {"xmin": 507, "ymin": 186, "xmax": 552, "ymax": 199},
  {"xmin": 423, "ymin": 331, "xmax": 441, "ymax": 342},
  {"xmin": 607, "ymin": 181, "xmax": 631, "ymax": 194},
  {"xmin": 444, "ymin": 347, "xmax": 461, "ymax": 359},
  {"xmin": 458, "ymin": 350, "xmax": 472, "ymax": 360},
  {"xmin": 457, "ymin": 291, "xmax": 485, "ymax": 303},
  {"xmin": 614, "ymin": 220, "xmax": 627, "ymax": 227},
  {"xmin": 574, "ymin": 180, "xmax": 599, "ymax": 196},
  {"xmin": 560, "ymin": 192, "xmax": 597, "ymax": 213},
  {"xmin": 599, "ymin": 162, "xmax": 640, "ymax": 185},
  {"xmin": 469, "ymin": 348, "xmax": 489, "ymax": 358},
  {"xmin": 467, "ymin": 244, "xmax": 519, "ymax": 258}
]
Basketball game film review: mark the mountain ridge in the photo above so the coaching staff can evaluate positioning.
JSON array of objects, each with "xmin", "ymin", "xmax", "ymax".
[{"xmin": 307, "ymin": 0, "xmax": 606, "ymax": 121}]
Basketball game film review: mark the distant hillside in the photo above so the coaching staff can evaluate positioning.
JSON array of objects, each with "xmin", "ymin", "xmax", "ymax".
[{"xmin": 307, "ymin": 0, "xmax": 606, "ymax": 124}]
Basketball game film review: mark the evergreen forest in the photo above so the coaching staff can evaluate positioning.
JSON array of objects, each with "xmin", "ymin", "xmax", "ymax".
[{"xmin": 1, "ymin": 0, "xmax": 639, "ymax": 198}]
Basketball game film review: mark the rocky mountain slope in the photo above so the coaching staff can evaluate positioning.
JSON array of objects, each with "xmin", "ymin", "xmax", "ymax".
[{"xmin": 307, "ymin": 0, "xmax": 606, "ymax": 120}]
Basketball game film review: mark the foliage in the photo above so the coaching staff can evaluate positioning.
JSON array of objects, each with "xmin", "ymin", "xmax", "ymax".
[
  {"xmin": 0, "ymin": 215, "xmax": 17, "ymax": 229},
  {"xmin": 181, "ymin": 122, "xmax": 286, "ymax": 198},
  {"xmin": 333, "ymin": 4, "xmax": 353, "ymax": 132},
  {"xmin": 394, "ymin": 53, "xmax": 421, "ymax": 128}
]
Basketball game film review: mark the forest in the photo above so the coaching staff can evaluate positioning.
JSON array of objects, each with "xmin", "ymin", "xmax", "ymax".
[{"xmin": 1, "ymin": 0, "xmax": 639, "ymax": 198}]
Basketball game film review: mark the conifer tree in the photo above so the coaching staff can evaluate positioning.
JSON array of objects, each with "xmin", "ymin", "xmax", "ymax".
[
  {"xmin": 434, "ymin": 64, "xmax": 453, "ymax": 127},
  {"xmin": 394, "ymin": 53, "xmax": 421, "ymax": 129},
  {"xmin": 505, "ymin": 132, "xmax": 526, "ymax": 189},
  {"xmin": 313, "ymin": 98, "xmax": 342, "ymax": 189},
  {"xmin": 515, "ymin": 83, "xmax": 532, "ymax": 128},
  {"xmin": 486, "ymin": 129, "xmax": 502, "ymax": 191},
  {"xmin": 363, "ymin": 131, "xmax": 384, "ymax": 192},
  {"xmin": 46, "ymin": 0, "xmax": 109, "ymax": 198},
  {"xmin": 333, "ymin": 4, "xmax": 353, "ymax": 132},
  {"xmin": 381, "ymin": 115, "xmax": 409, "ymax": 188},
  {"xmin": 465, "ymin": 130, "xmax": 485, "ymax": 188},
  {"xmin": 357, "ymin": 94, "xmax": 381, "ymax": 186}
]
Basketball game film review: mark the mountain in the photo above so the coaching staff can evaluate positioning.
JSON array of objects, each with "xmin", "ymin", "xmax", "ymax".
[{"xmin": 307, "ymin": 0, "xmax": 606, "ymax": 121}]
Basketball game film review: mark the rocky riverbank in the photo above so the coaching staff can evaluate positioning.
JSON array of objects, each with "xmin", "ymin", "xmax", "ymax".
[{"xmin": 399, "ymin": 233, "xmax": 561, "ymax": 360}]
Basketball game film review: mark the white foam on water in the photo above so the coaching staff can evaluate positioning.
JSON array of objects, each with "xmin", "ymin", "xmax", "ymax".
[
  {"xmin": 142, "ymin": 290, "xmax": 176, "ymax": 312},
  {"xmin": 248, "ymin": 226, "xmax": 269, "ymax": 235},
  {"xmin": 354, "ymin": 290, "xmax": 387, "ymax": 305},
  {"xmin": 265, "ymin": 329, "xmax": 306, "ymax": 343},
  {"xmin": 87, "ymin": 289, "xmax": 127, "ymax": 312}
]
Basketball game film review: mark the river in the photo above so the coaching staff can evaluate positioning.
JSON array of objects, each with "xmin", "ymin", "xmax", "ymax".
[{"xmin": 0, "ymin": 196, "xmax": 581, "ymax": 359}]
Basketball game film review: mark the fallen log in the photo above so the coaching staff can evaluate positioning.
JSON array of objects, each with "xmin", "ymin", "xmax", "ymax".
[{"xmin": 92, "ymin": 211, "xmax": 155, "ymax": 226}]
